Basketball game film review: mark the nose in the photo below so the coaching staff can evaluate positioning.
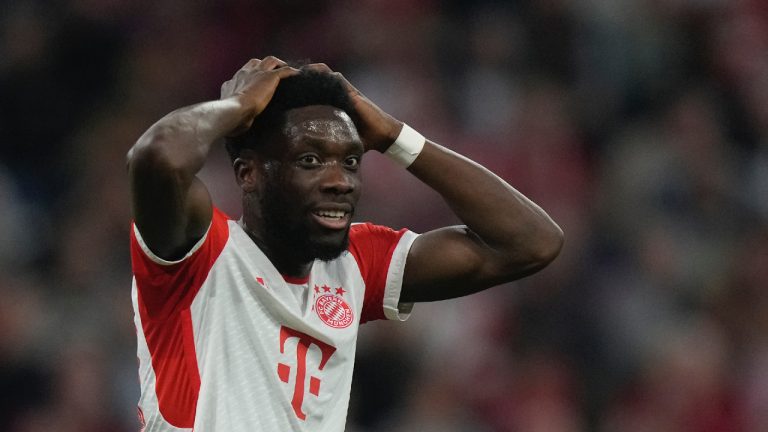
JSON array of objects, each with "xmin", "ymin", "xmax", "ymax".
[{"xmin": 319, "ymin": 161, "xmax": 355, "ymax": 195}]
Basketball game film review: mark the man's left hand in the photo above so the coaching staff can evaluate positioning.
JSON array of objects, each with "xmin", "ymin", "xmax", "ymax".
[{"xmin": 304, "ymin": 63, "xmax": 402, "ymax": 153}]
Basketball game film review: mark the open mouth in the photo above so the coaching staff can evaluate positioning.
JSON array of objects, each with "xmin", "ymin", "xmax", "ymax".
[{"xmin": 311, "ymin": 208, "xmax": 352, "ymax": 230}]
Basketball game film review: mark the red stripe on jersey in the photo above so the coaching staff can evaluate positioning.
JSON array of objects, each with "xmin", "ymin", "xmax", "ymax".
[
  {"xmin": 282, "ymin": 274, "xmax": 310, "ymax": 285},
  {"xmin": 348, "ymin": 223, "xmax": 407, "ymax": 323},
  {"xmin": 130, "ymin": 207, "xmax": 230, "ymax": 428}
]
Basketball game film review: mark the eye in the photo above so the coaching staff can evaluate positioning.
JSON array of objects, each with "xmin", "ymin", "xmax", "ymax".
[
  {"xmin": 344, "ymin": 156, "xmax": 361, "ymax": 169},
  {"xmin": 298, "ymin": 154, "xmax": 321, "ymax": 166}
]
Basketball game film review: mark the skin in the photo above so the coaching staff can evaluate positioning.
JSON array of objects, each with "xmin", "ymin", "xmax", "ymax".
[
  {"xmin": 127, "ymin": 56, "xmax": 564, "ymax": 303},
  {"xmin": 237, "ymin": 105, "xmax": 364, "ymax": 277}
]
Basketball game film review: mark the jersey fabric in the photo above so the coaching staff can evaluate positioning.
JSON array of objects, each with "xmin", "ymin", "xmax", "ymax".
[{"xmin": 130, "ymin": 207, "xmax": 418, "ymax": 431}]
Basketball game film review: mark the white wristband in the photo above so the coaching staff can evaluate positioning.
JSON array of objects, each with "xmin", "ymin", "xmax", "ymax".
[{"xmin": 385, "ymin": 124, "xmax": 425, "ymax": 168}]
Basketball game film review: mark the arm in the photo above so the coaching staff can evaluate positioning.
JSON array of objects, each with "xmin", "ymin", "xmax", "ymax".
[
  {"xmin": 127, "ymin": 57, "xmax": 298, "ymax": 260},
  {"xmin": 400, "ymin": 140, "xmax": 564, "ymax": 302},
  {"xmin": 305, "ymin": 63, "xmax": 563, "ymax": 302}
]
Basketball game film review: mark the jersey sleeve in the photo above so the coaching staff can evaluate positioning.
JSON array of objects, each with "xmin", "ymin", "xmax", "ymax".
[
  {"xmin": 348, "ymin": 223, "xmax": 419, "ymax": 324},
  {"xmin": 130, "ymin": 207, "xmax": 230, "ymax": 320}
]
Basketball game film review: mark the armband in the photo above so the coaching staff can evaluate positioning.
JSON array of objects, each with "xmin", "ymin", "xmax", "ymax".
[{"xmin": 384, "ymin": 124, "xmax": 425, "ymax": 168}]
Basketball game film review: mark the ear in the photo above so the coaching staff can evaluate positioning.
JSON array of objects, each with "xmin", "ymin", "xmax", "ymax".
[{"xmin": 233, "ymin": 150, "xmax": 261, "ymax": 193}]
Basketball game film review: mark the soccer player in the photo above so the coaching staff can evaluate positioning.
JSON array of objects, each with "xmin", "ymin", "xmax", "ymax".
[{"xmin": 127, "ymin": 56, "xmax": 563, "ymax": 431}]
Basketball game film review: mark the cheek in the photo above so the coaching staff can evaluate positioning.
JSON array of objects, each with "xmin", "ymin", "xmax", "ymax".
[
  {"xmin": 351, "ymin": 176, "xmax": 363, "ymax": 197},
  {"xmin": 285, "ymin": 168, "xmax": 321, "ymax": 191},
  {"xmin": 271, "ymin": 178, "xmax": 316, "ymax": 215},
  {"xmin": 283, "ymin": 176, "xmax": 314, "ymax": 199},
  {"xmin": 350, "ymin": 169, "xmax": 363, "ymax": 188}
]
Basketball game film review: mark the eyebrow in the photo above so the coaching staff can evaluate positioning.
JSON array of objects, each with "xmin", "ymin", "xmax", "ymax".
[{"xmin": 294, "ymin": 135, "xmax": 364, "ymax": 154}]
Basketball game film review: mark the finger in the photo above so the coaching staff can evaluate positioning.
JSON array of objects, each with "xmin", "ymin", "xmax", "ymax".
[
  {"xmin": 330, "ymin": 71, "xmax": 359, "ymax": 94},
  {"xmin": 274, "ymin": 66, "xmax": 301, "ymax": 79},
  {"xmin": 258, "ymin": 55, "xmax": 288, "ymax": 71},
  {"xmin": 304, "ymin": 62, "xmax": 333, "ymax": 73},
  {"xmin": 242, "ymin": 58, "xmax": 261, "ymax": 69},
  {"xmin": 303, "ymin": 63, "xmax": 356, "ymax": 93}
]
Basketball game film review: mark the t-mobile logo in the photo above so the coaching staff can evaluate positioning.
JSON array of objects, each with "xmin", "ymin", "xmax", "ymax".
[{"xmin": 277, "ymin": 326, "xmax": 337, "ymax": 420}]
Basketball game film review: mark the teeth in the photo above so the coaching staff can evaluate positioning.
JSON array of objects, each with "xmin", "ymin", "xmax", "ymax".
[{"xmin": 316, "ymin": 210, "xmax": 346, "ymax": 219}]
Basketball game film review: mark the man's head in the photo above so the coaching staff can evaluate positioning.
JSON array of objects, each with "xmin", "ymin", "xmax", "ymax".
[
  {"xmin": 225, "ymin": 69, "xmax": 356, "ymax": 161},
  {"xmin": 229, "ymin": 69, "xmax": 364, "ymax": 264}
]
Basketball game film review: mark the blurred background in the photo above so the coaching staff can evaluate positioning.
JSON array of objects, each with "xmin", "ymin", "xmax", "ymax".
[{"xmin": 1, "ymin": 0, "xmax": 767, "ymax": 430}]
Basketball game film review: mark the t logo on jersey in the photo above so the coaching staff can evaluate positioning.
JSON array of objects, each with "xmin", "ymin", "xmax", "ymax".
[{"xmin": 277, "ymin": 326, "xmax": 337, "ymax": 420}]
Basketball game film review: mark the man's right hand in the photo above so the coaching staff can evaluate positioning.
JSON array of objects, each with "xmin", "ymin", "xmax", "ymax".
[{"xmin": 220, "ymin": 56, "xmax": 300, "ymax": 136}]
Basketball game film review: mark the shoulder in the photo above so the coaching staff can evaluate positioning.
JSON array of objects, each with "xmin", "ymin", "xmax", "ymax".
[
  {"xmin": 349, "ymin": 222, "xmax": 408, "ymax": 245},
  {"xmin": 347, "ymin": 222, "xmax": 418, "ymax": 272},
  {"xmin": 131, "ymin": 206, "xmax": 232, "ymax": 271}
]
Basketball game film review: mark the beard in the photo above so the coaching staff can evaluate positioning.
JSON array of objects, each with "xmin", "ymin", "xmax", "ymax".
[{"xmin": 257, "ymin": 183, "xmax": 351, "ymax": 263}]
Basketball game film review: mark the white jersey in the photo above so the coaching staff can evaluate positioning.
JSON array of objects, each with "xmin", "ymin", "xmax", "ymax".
[{"xmin": 130, "ymin": 207, "xmax": 418, "ymax": 431}]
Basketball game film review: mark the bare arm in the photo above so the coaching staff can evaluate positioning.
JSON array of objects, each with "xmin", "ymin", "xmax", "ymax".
[
  {"xmin": 400, "ymin": 140, "xmax": 563, "ymax": 302},
  {"xmin": 304, "ymin": 63, "xmax": 563, "ymax": 302},
  {"xmin": 127, "ymin": 57, "xmax": 298, "ymax": 260}
]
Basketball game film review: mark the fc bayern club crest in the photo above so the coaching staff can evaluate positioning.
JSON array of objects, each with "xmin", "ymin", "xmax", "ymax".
[{"xmin": 315, "ymin": 294, "xmax": 354, "ymax": 329}]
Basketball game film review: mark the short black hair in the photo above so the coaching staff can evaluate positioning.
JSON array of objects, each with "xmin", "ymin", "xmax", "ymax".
[{"xmin": 225, "ymin": 68, "xmax": 356, "ymax": 161}]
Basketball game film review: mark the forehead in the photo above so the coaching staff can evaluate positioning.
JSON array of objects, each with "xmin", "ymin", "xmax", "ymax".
[{"xmin": 282, "ymin": 105, "xmax": 361, "ymax": 149}]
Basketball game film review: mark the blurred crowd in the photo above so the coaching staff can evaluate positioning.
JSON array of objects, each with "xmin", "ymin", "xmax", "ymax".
[{"xmin": 1, "ymin": 0, "xmax": 767, "ymax": 431}]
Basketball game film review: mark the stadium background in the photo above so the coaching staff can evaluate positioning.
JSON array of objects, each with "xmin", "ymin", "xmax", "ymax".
[{"xmin": 1, "ymin": 0, "xmax": 767, "ymax": 430}]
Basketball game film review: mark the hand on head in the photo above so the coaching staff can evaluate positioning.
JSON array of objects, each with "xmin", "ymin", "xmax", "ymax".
[
  {"xmin": 220, "ymin": 56, "xmax": 300, "ymax": 136},
  {"xmin": 223, "ymin": 56, "xmax": 402, "ymax": 153},
  {"xmin": 301, "ymin": 62, "xmax": 403, "ymax": 153}
]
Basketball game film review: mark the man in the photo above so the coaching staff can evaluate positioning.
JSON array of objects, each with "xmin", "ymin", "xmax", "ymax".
[{"xmin": 127, "ymin": 56, "xmax": 563, "ymax": 431}]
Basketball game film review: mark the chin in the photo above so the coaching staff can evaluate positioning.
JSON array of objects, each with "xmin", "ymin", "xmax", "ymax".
[
  {"xmin": 308, "ymin": 231, "xmax": 350, "ymax": 261},
  {"xmin": 312, "ymin": 247, "xmax": 345, "ymax": 262}
]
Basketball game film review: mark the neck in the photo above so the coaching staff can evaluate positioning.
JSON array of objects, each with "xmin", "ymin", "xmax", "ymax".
[{"xmin": 240, "ymin": 218, "xmax": 313, "ymax": 279}]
